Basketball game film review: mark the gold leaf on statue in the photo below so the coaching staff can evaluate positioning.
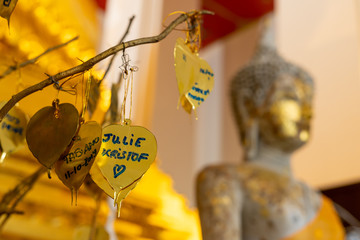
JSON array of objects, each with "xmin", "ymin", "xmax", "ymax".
[
  {"xmin": 174, "ymin": 37, "xmax": 200, "ymax": 99},
  {"xmin": 184, "ymin": 58, "xmax": 214, "ymax": 112},
  {"xmin": 93, "ymin": 123, "xmax": 157, "ymax": 215},
  {"xmin": 0, "ymin": 102, "xmax": 28, "ymax": 157},
  {"xmin": 26, "ymin": 100, "xmax": 79, "ymax": 169},
  {"xmin": 54, "ymin": 121, "xmax": 102, "ymax": 204},
  {"xmin": 0, "ymin": 0, "xmax": 18, "ymax": 26}
]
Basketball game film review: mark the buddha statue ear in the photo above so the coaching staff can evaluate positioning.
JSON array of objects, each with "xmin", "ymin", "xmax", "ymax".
[
  {"xmin": 231, "ymin": 94, "xmax": 259, "ymax": 161},
  {"xmin": 242, "ymin": 117, "xmax": 259, "ymax": 161}
]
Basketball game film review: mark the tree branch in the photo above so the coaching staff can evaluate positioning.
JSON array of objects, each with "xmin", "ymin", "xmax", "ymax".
[
  {"xmin": 0, "ymin": 167, "xmax": 47, "ymax": 231},
  {"xmin": 0, "ymin": 36, "xmax": 79, "ymax": 80},
  {"xmin": 100, "ymin": 15, "xmax": 135, "ymax": 82},
  {"xmin": 0, "ymin": 209, "xmax": 24, "ymax": 215},
  {"xmin": 0, "ymin": 10, "xmax": 214, "ymax": 122}
]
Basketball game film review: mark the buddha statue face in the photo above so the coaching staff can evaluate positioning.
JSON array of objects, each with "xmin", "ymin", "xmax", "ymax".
[
  {"xmin": 259, "ymin": 74, "xmax": 313, "ymax": 153},
  {"xmin": 231, "ymin": 48, "xmax": 314, "ymax": 158}
]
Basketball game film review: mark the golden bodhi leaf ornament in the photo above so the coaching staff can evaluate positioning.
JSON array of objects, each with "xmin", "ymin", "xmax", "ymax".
[
  {"xmin": 0, "ymin": 102, "xmax": 28, "ymax": 162},
  {"xmin": 26, "ymin": 99, "xmax": 79, "ymax": 169},
  {"xmin": 174, "ymin": 38, "xmax": 200, "ymax": 100},
  {"xmin": 174, "ymin": 37, "xmax": 215, "ymax": 114},
  {"xmin": 91, "ymin": 123, "xmax": 157, "ymax": 217},
  {"xmin": 55, "ymin": 121, "xmax": 102, "ymax": 205},
  {"xmin": 184, "ymin": 59, "xmax": 214, "ymax": 112},
  {"xmin": 0, "ymin": 0, "xmax": 18, "ymax": 26}
]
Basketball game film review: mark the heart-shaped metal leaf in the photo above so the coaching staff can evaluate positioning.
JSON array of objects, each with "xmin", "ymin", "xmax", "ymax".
[
  {"xmin": 0, "ymin": 102, "xmax": 28, "ymax": 154},
  {"xmin": 92, "ymin": 123, "xmax": 156, "ymax": 215},
  {"xmin": 26, "ymin": 101, "xmax": 79, "ymax": 169},
  {"xmin": 174, "ymin": 38, "xmax": 200, "ymax": 97},
  {"xmin": 184, "ymin": 58, "xmax": 214, "ymax": 112},
  {"xmin": 55, "ymin": 121, "xmax": 102, "ymax": 191}
]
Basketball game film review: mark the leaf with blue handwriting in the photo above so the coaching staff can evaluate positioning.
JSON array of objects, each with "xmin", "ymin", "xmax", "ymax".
[
  {"xmin": 92, "ymin": 123, "xmax": 156, "ymax": 215},
  {"xmin": 184, "ymin": 58, "xmax": 214, "ymax": 112},
  {"xmin": 174, "ymin": 38, "xmax": 200, "ymax": 101},
  {"xmin": 0, "ymin": 102, "xmax": 28, "ymax": 162}
]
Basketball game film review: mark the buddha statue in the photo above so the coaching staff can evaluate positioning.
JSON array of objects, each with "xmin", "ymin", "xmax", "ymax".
[{"xmin": 196, "ymin": 18, "xmax": 345, "ymax": 240}]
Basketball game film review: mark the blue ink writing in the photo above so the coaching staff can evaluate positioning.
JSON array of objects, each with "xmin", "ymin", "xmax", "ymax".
[
  {"xmin": 102, "ymin": 147, "xmax": 149, "ymax": 162},
  {"xmin": 113, "ymin": 164, "xmax": 126, "ymax": 178},
  {"xmin": 187, "ymin": 92, "xmax": 204, "ymax": 102},
  {"xmin": 129, "ymin": 134, "xmax": 134, "ymax": 145},
  {"xmin": 102, "ymin": 133, "xmax": 146, "ymax": 147},
  {"xmin": 102, "ymin": 149, "xmax": 111, "ymax": 157},
  {"xmin": 5, "ymin": 113, "xmax": 20, "ymax": 124},
  {"xmin": 135, "ymin": 138, "xmax": 145, "ymax": 147},
  {"xmin": 200, "ymin": 68, "xmax": 214, "ymax": 77},
  {"xmin": 1, "ymin": 122, "xmax": 23, "ymax": 135},
  {"xmin": 112, "ymin": 135, "xmax": 120, "ymax": 144}
]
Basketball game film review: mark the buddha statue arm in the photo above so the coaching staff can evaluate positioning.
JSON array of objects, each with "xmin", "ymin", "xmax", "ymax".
[{"xmin": 196, "ymin": 166, "xmax": 243, "ymax": 240}]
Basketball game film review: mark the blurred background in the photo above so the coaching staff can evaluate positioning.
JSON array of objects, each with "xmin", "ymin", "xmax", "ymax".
[{"xmin": 0, "ymin": 0, "xmax": 360, "ymax": 239}]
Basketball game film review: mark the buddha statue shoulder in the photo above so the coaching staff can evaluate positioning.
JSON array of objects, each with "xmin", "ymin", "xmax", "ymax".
[{"xmin": 196, "ymin": 16, "xmax": 345, "ymax": 240}]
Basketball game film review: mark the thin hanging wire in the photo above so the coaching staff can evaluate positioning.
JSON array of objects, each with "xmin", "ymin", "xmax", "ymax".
[{"xmin": 119, "ymin": 45, "xmax": 138, "ymax": 124}]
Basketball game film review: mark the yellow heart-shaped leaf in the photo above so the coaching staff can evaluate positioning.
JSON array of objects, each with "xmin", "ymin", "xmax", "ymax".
[
  {"xmin": 0, "ymin": 102, "xmax": 28, "ymax": 154},
  {"xmin": 174, "ymin": 38, "xmax": 200, "ymax": 97},
  {"xmin": 185, "ymin": 58, "xmax": 214, "ymax": 111},
  {"xmin": 93, "ymin": 123, "xmax": 157, "ymax": 214}
]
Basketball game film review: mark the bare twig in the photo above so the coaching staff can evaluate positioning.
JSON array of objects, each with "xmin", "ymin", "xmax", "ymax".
[
  {"xmin": 0, "ymin": 209, "xmax": 24, "ymax": 215},
  {"xmin": 0, "ymin": 167, "xmax": 47, "ymax": 231},
  {"xmin": 88, "ymin": 15, "xmax": 135, "ymax": 117},
  {"xmin": 100, "ymin": 15, "xmax": 135, "ymax": 82},
  {"xmin": 0, "ymin": 10, "xmax": 214, "ymax": 122},
  {"xmin": 0, "ymin": 36, "xmax": 79, "ymax": 80}
]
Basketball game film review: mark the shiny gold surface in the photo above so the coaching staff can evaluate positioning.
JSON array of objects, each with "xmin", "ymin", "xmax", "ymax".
[
  {"xmin": 54, "ymin": 121, "xmax": 102, "ymax": 198},
  {"xmin": 0, "ymin": 0, "xmax": 18, "ymax": 24},
  {"xmin": 94, "ymin": 123, "xmax": 157, "ymax": 215},
  {"xmin": 0, "ymin": 102, "xmax": 28, "ymax": 155},
  {"xmin": 26, "ymin": 102, "xmax": 79, "ymax": 169},
  {"xmin": 260, "ymin": 76, "xmax": 313, "ymax": 152}
]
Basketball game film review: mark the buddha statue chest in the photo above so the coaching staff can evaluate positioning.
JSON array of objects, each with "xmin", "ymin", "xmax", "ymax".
[{"xmin": 238, "ymin": 165, "xmax": 321, "ymax": 240}]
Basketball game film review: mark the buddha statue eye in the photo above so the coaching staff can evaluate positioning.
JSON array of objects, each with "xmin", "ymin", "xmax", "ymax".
[
  {"xmin": 269, "ymin": 100, "xmax": 301, "ymax": 122},
  {"xmin": 301, "ymin": 104, "xmax": 313, "ymax": 120}
]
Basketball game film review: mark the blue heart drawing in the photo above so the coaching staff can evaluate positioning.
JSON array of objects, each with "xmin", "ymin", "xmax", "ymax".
[{"xmin": 113, "ymin": 164, "xmax": 126, "ymax": 178}]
